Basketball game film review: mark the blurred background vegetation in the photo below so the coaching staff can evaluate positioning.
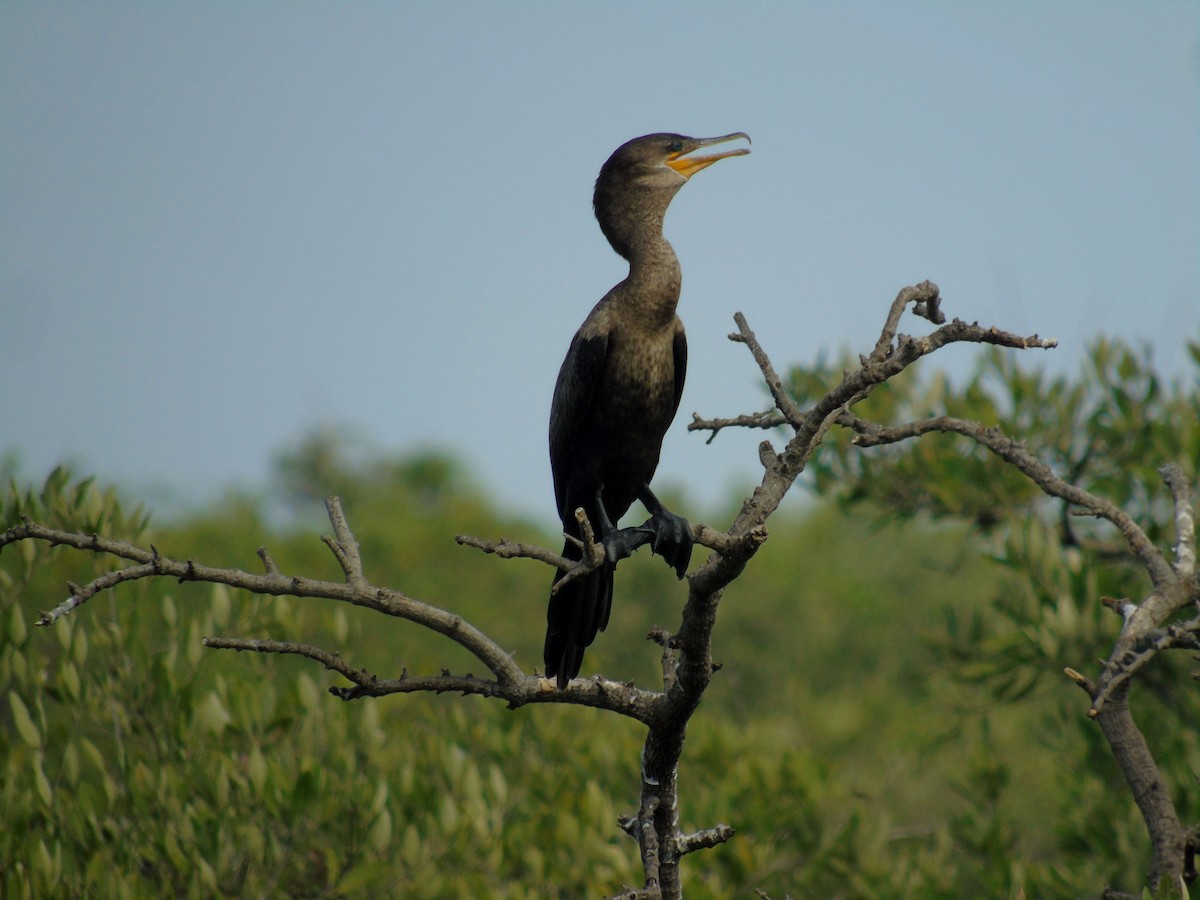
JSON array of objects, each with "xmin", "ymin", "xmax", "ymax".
[{"xmin": 2, "ymin": 333, "xmax": 1197, "ymax": 898}]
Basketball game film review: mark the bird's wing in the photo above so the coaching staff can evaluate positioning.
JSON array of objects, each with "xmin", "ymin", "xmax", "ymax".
[
  {"xmin": 549, "ymin": 329, "xmax": 610, "ymax": 517},
  {"xmin": 670, "ymin": 320, "xmax": 687, "ymax": 416}
]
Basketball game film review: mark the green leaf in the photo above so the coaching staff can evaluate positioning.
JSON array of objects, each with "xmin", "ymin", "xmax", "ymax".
[
  {"xmin": 33, "ymin": 754, "xmax": 53, "ymax": 807},
  {"xmin": 9, "ymin": 601, "xmax": 28, "ymax": 647},
  {"xmin": 193, "ymin": 691, "xmax": 232, "ymax": 736},
  {"xmin": 369, "ymin": 807, "xmax": 392, "ymax": 853},
  {"xmin": 10, "ymin": 691, "xmax": 41, "ymax": 748},
  {"xmin": 335, "ymin": 860, "xmax": 393, "ymax": 894}
]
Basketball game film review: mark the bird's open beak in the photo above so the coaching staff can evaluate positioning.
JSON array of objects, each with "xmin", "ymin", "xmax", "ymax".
[{"xmin": 666, "ymin": 132, "xmax": 751, "ymax": 179}]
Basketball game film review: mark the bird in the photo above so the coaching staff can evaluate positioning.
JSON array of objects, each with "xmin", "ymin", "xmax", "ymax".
[{"xmin": 544, "ymin": 131, "xmax": 750, "ymax": 689}]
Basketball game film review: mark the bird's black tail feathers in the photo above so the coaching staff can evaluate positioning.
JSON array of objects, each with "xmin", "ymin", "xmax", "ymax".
[{"xmin": 544, "ymin": 539, "xmax": 613, "ymax": 690}]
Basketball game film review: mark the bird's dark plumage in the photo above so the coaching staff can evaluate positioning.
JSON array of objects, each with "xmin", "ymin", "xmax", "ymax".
[{"xmin": 544, "ymin": 131, "xmax": 749, "ymax": 689}]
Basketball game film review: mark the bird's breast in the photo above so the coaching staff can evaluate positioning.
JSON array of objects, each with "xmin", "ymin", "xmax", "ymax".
[{"xmin": 595, "ymin": 328, "xmax": 678, "ymax": 445}]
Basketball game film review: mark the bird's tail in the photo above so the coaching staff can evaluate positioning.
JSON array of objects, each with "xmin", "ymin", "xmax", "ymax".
[{"xmin": 544, "ymin": 539, "xmax": 613, "ymax": 690}]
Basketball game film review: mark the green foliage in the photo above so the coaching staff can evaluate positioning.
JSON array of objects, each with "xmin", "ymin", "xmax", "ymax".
[
  {"xmin": 803, "ymin": 337, "xmax": 1199, "ymax": 533},
  {"xmin": 0, "ymin": 460, "xmax": 1076, "ymax": 897},
  {"xmin": 3, "ymin": 328, "xmax": 1196, "ymax": 899},
  {"xmin": 793, "ymin": 332, "xmax": 1200, "ymax": 894},
  {"xmin": 0, "ymin": 467, "xmax": 644, "ymax": 897}
]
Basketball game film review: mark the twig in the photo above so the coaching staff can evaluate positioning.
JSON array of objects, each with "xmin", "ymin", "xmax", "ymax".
[
  {"xmin": 1087, "ymin": 617, "xmax": 1200, "ymax": 716},
  {"xmin": 635, "ymin": 795, "xmax": 662, "ymax": 890},
  {"xmin": 676, "ymin": 824, "xmax": 735, "ymax": 855},
  {"xmin": 202, "ymin": 636, "xmax": 376, "ymax": 686},
  {"xmin": 688, "ymin": 410, "xmax": 785, "ymax": 443},
  {"xmin": 37, "ymin": 562, "xmax": 162, "ymax": 625},
  {"xmin": 870, "ymin": 280, "xmax": 943, "ymax": 360},
  {"xmin": 322, "ymin": 495, "xmax": 366, "ymax": 585},
  {"xmin": 201, "ymin": 635, "xmax": 663, "ymax": 716},
  {"xmin": 730, "ymin": 311, "xmax": 806, "ymax": 425},
  {"xmin": 454, "ymin": 534, "xmax": 573, "ymax": 570},
  {"xmin": 256, "ymin": 547, "xmax": 280, "ymax": 575},
  {"xmin": 692, "ymin": 311, "xmax": 1056, "ymax": 454}
]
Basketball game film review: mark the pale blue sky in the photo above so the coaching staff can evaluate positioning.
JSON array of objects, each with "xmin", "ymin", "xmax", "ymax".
[{"xmin": 2, "ymin": 3, "xmax": 1197, "ymax": 523}]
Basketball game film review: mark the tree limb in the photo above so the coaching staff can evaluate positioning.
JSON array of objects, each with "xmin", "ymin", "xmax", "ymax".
[
  {"xmin": 1161, "ymin": 463, "xmax": 1196, "ymax": 578},
  {"xmin": 2, "ymin": 502, "xmax": 663, "ymax": 723},
  {"xmin": 840, "ymin": 412, "xmax": 1173, "ymax": 589}
]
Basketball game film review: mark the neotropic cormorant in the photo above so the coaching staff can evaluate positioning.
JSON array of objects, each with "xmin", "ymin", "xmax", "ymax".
[{"xmin": 544, "ymin": 131, "xmax": 750, "ymax": 689}]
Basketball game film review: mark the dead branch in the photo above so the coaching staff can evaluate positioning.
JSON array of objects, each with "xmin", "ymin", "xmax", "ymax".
[
  {"xmin": 1161, "ymin": 462, "xmax": 1196, "ymax": 577},
  {"xmin": 0, "ymin": 500, "xmax": 662, "ymax": 724},
  {"xmin": 841, "ymin": 412, "xmax": 1173, "ymax": 589}
]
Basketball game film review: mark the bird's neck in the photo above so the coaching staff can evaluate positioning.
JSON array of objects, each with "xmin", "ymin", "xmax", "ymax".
[
  {"xmin": 596, "ymin": 184, "xmax": 685, "ymax": 328},
  {"xmin": 617, "ymin": 236, "xmax": 681, "ymax": 328}
]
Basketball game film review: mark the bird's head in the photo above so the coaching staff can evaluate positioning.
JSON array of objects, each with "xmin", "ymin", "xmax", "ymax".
[{"xmin": 593, "ymin": 132, "xmax": 750, "ymax": 258}]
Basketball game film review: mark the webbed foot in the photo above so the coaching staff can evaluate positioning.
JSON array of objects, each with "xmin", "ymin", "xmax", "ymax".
[
  {"xmin": 601, "ymin": 524, "xmax": 654, "ymax": 565},
  {"xmin": 643, "ymin": 511, "xmax": 693, "ymax": 578}
]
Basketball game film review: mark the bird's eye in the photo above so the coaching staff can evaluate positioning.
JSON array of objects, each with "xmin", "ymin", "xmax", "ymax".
[{"xmin": 667, "ymin": 139, "xmax": 683, "ymax": 153}]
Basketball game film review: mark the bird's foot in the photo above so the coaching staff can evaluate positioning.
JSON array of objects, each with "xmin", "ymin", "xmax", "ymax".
[
  {"xmin": 596, "ymin": 511, "xmax": 693, "ymax": 576},
  {"xmin": 601, "ymin": 524, "xmax": 655, "ymax": 565},
  {"xmin": 642, "ymin": 511, "xmax": 693, "ymax": 578}
]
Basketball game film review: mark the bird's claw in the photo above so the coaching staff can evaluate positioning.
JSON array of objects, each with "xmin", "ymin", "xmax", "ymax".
[
  {"xmin": 645, "ymin": 512, "xmax": 693, "ymax": 578},
  {"xmin": 602, "ymin": 525, "xmax": 654, "ymax": 564},
  {"xmin": 598, "ymin": 514, "xmax": 692, "ymax": 577}
]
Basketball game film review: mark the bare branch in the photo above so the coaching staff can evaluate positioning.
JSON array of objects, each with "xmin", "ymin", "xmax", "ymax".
[
  {"xmin": 871, "ymin": 280, "xmax": 942, "ymax": 360},
  {"xmin": 729, "ymin": 311, "xmax": 806, "ymax": 425},
  {"xmin": 548, "ymin": 507, "xmax": 610, "ymax": 594},
  {"xmin": 1064, "ymin": 666, "xmax": 1096, "ymax": 694},
  {"xmin": 201, "ymin": 635, "xmax": 663, "ymax": 718},
  {"xmin": 256, "ymin": 546, "xmax": 280, "ymax": 575},
  {"xmin": 454, "ymin": 533, "xmax": 573, "ymax": 570},
  {"xmin": 1160, "ymin": 463, "xmax": 1196, "ymax": 578},
  {"xmin": 1094, "ymin": 686, "xmax": 1189, "ymax": 891},
  {"xmin": 842, "ymin": 413, "xmax": 1173, "ymax": 588},
  {"xmin": 2, "ymin": 499, "xmax": 681, "ymax": 721},
  {"xmin": 38, "ymin": 561, "xmax": 163, "ymax": 626},
  {"xmin": 619, "ymin": 293, "xmax": 1061, "ymax": 894},
  {"xmin": 322, "ymin": 495, "xmax": 366, "ymax": 585},
  {"xmin": 688, "ymin": 409, "xmax": 785, "ymax": 443},
  {"xmin": 202, "ymin": 636, "xmax": 377, "ymax": 686},
  {"xmin": 692, "ymin": 304, "xmax": 1056, "ymax": 451},
  {"xmin": 634, "ymin": 795, "xmax": 662, "ymax": 892},
  {"xmin": 1087, "ymin": 617, "xmax": 1200, "ymax": 716},
  {"xmin": 676, "ymin": 824, "xmax": 736, "ymax": 855},
  {"xmin": 456, "ymin": 507, "xmax": 610, "ymax": 594}
]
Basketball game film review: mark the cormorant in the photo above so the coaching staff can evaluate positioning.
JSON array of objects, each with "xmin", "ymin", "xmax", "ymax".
[{"xmin": 544, "ymin": 131, "xmax": 750, "ymax": 689}]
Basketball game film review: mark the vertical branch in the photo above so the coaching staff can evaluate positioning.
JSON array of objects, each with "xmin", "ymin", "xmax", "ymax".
[
  {"xmin": 1094, "ymin": 684, "xmax": 1188, "ymax": 892},
  {"xmin": 1160, "ymin": 464, "xmax": 1195, "ymax": 577},
  {"xmin": 322, "ymin": 495, "xmax": 367, "ymax": 587}
]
